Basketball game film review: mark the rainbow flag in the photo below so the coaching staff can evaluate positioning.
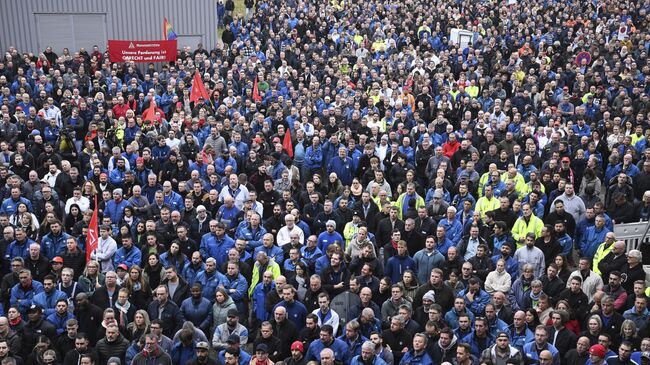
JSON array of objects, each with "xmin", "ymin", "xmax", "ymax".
[{"xmin": 164, "ymin": 17, "xmax": 177, "ymax": 40}]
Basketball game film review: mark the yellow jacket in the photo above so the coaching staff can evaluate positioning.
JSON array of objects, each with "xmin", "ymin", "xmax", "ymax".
[
  {"xmin": 512, "ymin": 214, "xmax": 543, "ymax": 248},
  {"xmin": 394, "ymin": 193, "xmax": 425, "ymax": 220},
  {"xmin": 466, "ymin": 85, "xmax": 479, "ymax": 98},
  {"xmin": 501, "ymin": 172, "xmax": 527, "ymax": 199},
  {"xmin": 592, "ymin": 242, "xmax": 615, "ymax": 276},
  {"xmin": 344, "ymin": 222, "xmax": 360, "ymax": 246},
  {"xmin": 475, "ymin": 196, "xmax": 500, "ymax": 219},
  {"xmin": 248, "ymin": 259, "xmax": 281, "ymax": 297}
]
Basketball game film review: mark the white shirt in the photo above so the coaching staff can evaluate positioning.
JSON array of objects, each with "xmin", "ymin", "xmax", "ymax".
[
  {"xmin": 65, "ymin": 196, "xmax": 90, "ymax": 214},
  {"xmin": 276, "ymin": 225, "xmax": 305, "ymax": 247}
]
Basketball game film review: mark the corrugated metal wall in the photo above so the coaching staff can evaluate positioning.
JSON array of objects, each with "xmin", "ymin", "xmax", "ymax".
[{"xmin": 0, "ymin": 0, "xmax": 219, "ymax": 54}]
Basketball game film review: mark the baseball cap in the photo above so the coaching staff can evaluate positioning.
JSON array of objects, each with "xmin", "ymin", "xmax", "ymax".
[
  {"xmin": 590, "ymin": 344, "xmax": 606, "ymax": 358},
  {"xmin": 256, "ymin": 344, "xmax": 268, "ymax": 353},
  {"xmin": 117, "ymin": 263, "xmax": 128, "ymax": 271},
  {"xmin": 195, "ymin": 342, "xmax": 209, "ymax": 350},
  {"xmin": 51, "ymin": 256, "xmax": 63, "ymax": 264},
  {"xmin": 227, "ymin": 308, "xmax": 239, "ymax": 317},
  {"xmin": 290, "ymin": 341, "xmax": 304, "ymax": 352},
  {"xmin": 641, "ymin": 352, "xmax": 650, "ymax": 359},
  {"xmin": 28, "ymin": 304, "xmax": 42, "ymax": 312}
]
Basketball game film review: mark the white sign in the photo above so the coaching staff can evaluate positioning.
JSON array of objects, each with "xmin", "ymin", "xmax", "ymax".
[{"xmin": 450, "ymin": 28, "xmax": 474, "ymax": 49}]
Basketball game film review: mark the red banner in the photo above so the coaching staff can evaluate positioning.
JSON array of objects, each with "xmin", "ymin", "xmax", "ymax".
[
  {"xmin": 86, "ymin": 196, "xmax": 99, "ymax": 262},
  {"xmin": 108, "ymin": 40, "xmax": 177, "ymax": 63}
]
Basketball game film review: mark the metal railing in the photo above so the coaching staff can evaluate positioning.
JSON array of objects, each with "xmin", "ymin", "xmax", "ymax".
[{"xmin": 614, "ymin": 221, "xmax": 650, "ymax": 252}]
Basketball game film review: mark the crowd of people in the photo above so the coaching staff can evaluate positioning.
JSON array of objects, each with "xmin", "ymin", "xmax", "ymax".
[{"xmin": 0, "ymin": 0, "xmax": 650, "ymax": 363}]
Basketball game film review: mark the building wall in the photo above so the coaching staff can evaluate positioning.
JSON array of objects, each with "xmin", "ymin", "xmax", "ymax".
[{"xmin": 0, "ymin": 0, "xmax": 219, "ymax": 56}]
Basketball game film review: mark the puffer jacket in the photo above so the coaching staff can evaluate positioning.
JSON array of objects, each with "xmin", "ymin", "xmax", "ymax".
[{"xmin": 211, "ymin": 296, "xmax": 236, "ymax": 334}]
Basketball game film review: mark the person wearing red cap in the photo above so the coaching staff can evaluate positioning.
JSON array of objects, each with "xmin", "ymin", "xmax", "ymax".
[
  {"xmin": 587, "ymin": 344, "xmax": 607, "ymax": 365},
  {"xmin": 284, "ymin": 341, "xmax": 306, "ymax": 365}
]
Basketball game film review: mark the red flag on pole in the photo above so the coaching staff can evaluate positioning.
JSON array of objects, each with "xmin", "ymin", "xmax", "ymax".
[
  {"xmin": 142, "ymin": 99, "xmax": 159, "ymax": 123},
  {"xmin": 283, "ymin": 127, "xmax": 293, "ymax": 158},
  {"xmin": 190, "ymin": 71, "xmax": 210, "ymax": 104},
  {"xmin": 252, "ymin": 76, "xmax": 262, "ymax": 103},
  {"xmin": 86, "ymin": 196, "xmax": 99, "ymax": 262}
]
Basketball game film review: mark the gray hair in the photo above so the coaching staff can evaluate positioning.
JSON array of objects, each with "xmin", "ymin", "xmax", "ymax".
[
  {"xmin": 361, "ymin": 308, "xmax": 375, "ymax": 319},
  {"xmin": 361, "ymin": 341, "xmax": 374, "ymax": 351},
  {"xmin": 628, "ymin": 249, "xmax": 642, "ymax": 260}
]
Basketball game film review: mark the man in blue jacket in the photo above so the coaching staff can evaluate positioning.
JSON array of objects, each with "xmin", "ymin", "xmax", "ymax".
[
  {"xmin": 273, "ymin": 284, "xmax": 307, "ymax": 331},
  {"xmin": 113, "ymin": 235, "xmax": 142, "ymax": 269},
  {"xmin": 10, "ymin": 269, "xmax": 44, "ymax": 315},
  {"xmin": 400, "ymin": 333, "xmax": 434, "ymax": 365},
  {"xmin": 459, "ymin": 277, "xmax": 491, "ymax": 317},
  {"xmin": 385, "ymin": 240, "xmax": 416, "ymax": 284},
  {"xmin": 103, "ymin": 188, "xmax": 131, "ymax": 225},
  {"xmin": 0, "ymin": 187, "xmax": 33, "ymax": 215},
  {"xmin": 580, "ymin": 215, "xmax": 610, "ymax": 259},
  {"xmin": 222, "ymin": 262, "xmax": 248, "ymax": 315},
  {"xmin": 522, "ymin": 325, "xmax": 560, "ymax": 365},
  {"xmin": 200, "ymin": 222, "xmax": 235, "ymax": 267},
  {"xmin": 305, "ymin": 324, "xmax": 349, "ymax": 364},
  {"xmin": 180, "ymin": 283, "xmax": 213, "ymax": 334},
  {"xmin": 304, "ymin": 136, "xmax": 323, "ymax": 180},
  {"xmin": 40, "ymin": 221, "xmax": 71, "ymax": 260},
  {"xmin": 236, "ymin": 212, "xmax": 266, "ymax": 251},
  {"xmin": 6, "ymin": 227, "xmax": 34, "ymax": 261},
  {"xmin": 462, "ymin": 317, "xmax": 496, "ymax": 358},
  {"xmin": 327, "ymin": 146, "xmax": 353, "ymax": 186},
  {"xmin": 350, "ymin": 341, "xmax": 388, "ymax": 365},
  {"xmin": 195, "ymin": 258, "xmax": 227, "ymax": 300},
  {"xmin": 413, "ymin": 236, "xmax": 445, "ymax": 284},
  {"xmin": 45, "ymin": 299, "xmax": 74, "ymax": 335},
  {"xmin": 32, "ymin": 275, "xmax": 67, "ymax": 317}
]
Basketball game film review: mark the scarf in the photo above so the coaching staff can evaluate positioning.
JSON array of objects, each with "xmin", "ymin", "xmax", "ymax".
[
  {"xmin": 115, "ymin": 300, "xmax": 131, "ymax": 314},
  {"xmin": 529, "ymin": 291, "xmax": 541, "ymax": 306},
  {"xmin": 8, "ymin": 315, "xmax": 21, "ymax": 327}
]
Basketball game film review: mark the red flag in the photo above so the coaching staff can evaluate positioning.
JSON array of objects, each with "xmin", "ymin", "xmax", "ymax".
[
  {"xmin": 190, "ymin": 71, "xmax": 210, "ymax": 104},
  {"xmin": 283, "ymin": 127, "xmax": 294, "ymax": 158},
  {"xmin": 252, "ymin": 76, "xmax": 262, "ymax": 103},
  {"xmin": 86, "ymin": 196, "xmax": 99, "ymax": 262},
  {"xmin": 142, "ymin": 99, "xmax": 159, "ymax": 123}
]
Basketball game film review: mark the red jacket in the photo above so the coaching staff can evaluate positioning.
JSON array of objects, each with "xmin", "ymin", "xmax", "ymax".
[
  {"xmin": 112, "ymin": 103, "xmax": 131, "ymax": 119},
  {"xmin": 443, "ymin": 140, "xmax": 460, "ymax": 158}
]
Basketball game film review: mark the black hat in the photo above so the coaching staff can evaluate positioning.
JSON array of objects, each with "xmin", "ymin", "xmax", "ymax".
[{"xmin": 227, "ymin": 335, "xmax": 241, "ymax": 344}]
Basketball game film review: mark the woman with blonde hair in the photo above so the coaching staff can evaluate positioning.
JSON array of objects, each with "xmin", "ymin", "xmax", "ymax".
[
  {"xmin": 581, "ymin": 314, "xmax": 603, "ymax": 345},
  {"xmin": 123, "ymin": 264, "xmax": 152, "ymax": 309},
  {"xmin": 17, "ymin": 211, "xmax": 41, "ymax": 241},
  {"xmin": 620, "ymin": 319, "xmax": 641, "ymax": 351},
  {"xmin": 79, "ymin": 260, "xmax": 105, "ymax": 295},
  {"xmin": 126, "ymin": 309, "xmax": 151, "ymax": 342}
]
